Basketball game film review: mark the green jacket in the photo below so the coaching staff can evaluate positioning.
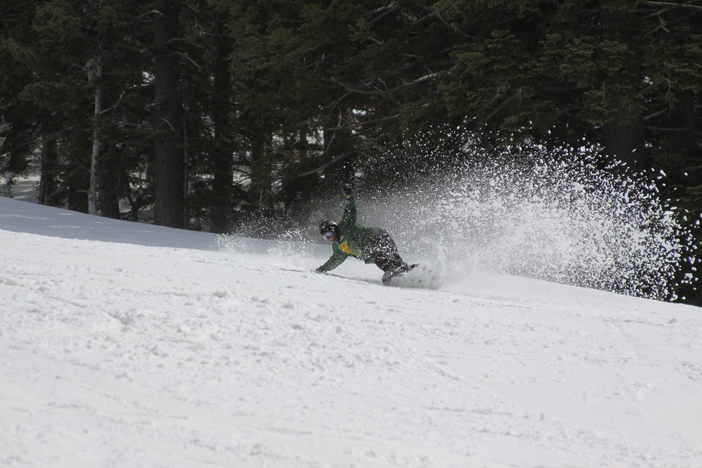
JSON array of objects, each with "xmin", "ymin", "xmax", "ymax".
[{"xmin": 318, "ymin": 196, "xmax": 385, "ymax": 271}]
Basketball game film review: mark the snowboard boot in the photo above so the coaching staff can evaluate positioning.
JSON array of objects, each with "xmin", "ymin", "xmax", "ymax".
[{"xmin": 382, "ymin": 264, "xmax": 418, "ymax": 285}]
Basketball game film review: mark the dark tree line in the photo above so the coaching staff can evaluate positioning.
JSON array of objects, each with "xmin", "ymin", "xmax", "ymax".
[{"xmin": 1, "ymin": 1, "xmax": 701, "ymax": 298}]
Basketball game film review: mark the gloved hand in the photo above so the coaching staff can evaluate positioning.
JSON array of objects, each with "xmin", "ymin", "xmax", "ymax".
[
  {"xmin": 315, "ymin": 267, "xmax": 326, "ymax": 273},
  {"xmin": 341, "ymin": 183, "xmax": 354, "ymax": 198}
]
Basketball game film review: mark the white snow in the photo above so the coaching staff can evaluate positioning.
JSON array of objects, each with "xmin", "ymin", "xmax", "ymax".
[{"xmin": 1, "ymin": 196, "xmax": 701, "ymax": 467}]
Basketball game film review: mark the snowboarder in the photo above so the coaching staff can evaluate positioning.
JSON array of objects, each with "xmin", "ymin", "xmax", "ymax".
[{"xmin": 316, "ymin": 184, "xmax": 414, "ymax": 284}]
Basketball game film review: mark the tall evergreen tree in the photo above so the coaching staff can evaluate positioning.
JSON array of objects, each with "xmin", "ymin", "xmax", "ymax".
[
  {"xmin": 209, "ymin": 5, "xmax": 236, "ymax": 232},
  {"xmin": 152, "ymin": 0, "xmax": 185, "ymax": 228}
]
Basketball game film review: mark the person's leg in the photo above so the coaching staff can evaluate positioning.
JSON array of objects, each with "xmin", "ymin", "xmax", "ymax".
[
  {"xmin": 371, "ymin": 233, "xmax": 410, "ymax": 283},
  {"xmin": 371, "ymin": 234, "xmax": 404, "ymax": 269}
]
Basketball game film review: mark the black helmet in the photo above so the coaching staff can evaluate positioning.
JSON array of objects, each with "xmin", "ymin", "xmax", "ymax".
[{"xmin": 319, "ymin": 220, "xmax": 339, "ymax": 240}]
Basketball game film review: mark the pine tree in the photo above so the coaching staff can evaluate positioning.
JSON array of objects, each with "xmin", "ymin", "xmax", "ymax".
[{"xmin": 152, "ymin": 0, "xmax": 185, "ymax": 227}]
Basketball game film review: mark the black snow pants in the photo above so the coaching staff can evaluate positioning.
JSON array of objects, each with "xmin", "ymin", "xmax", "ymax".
[{"xmin": 369, "ymin": 232, "xmax": 409, "ymax": 273}]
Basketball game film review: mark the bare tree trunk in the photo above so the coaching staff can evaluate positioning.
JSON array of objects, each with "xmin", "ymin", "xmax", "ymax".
[
  {"xmin": 38, "ymin": 128, "xmax": 58, "ymax": 206},
  {"xmin": 87, "ymin": 54, "xmax": 102, "ymax": 215},
  {"xmin": 152, "ymin": 0, "xmax": 184, "ymax": 228},
  {"xmin": 210, "ymin": 11, "xmax": 234, "ymax": 233},
  {"xmin": 601, "ymin": 7, "xmax": 647, "ymax": 167},
  {"xmin": 604, "ymin": 108, "xmax": 645, "ymax": 166},
  {"xmin": 250, "ymin": 130, "xmax": 273, "ymax": 214},
  {"xmin": 182, "ymin": 108, "xmax": 190, "ymax": 229},
  {"xmin": 672, "ymin": 90, "xmax": 697, "ymax": 151}
]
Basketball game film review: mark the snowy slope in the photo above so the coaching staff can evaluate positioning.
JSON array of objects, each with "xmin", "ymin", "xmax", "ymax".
[{"xmin": 1, "ymin": 196, "xmax": 701, "ymax": 468}]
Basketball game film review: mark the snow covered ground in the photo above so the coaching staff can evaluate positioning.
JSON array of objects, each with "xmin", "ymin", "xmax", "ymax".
[{"xmin": 1, "ymin": 195, "xmax": 701, "ymax": 468}]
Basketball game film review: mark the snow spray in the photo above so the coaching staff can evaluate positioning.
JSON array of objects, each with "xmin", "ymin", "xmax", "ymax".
[{"xmin": 355, "ymin": 129, "xmax": 699, "ymax": 301}]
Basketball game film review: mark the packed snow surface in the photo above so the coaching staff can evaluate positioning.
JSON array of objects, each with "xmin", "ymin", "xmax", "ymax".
[{"xmin": 1, "ymin": 196, "xmax": 701, "ymax": 467}]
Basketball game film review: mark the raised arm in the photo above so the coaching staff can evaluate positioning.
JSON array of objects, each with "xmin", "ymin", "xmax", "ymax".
[{"xmin": 340, "ymin": 183, "xmax": 356, "ymax": 225}]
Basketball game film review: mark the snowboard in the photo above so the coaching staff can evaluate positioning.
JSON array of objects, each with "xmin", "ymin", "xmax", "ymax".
[{"xmin": 383, "ymin": 264, "xmax": 440, "ymax": 289}]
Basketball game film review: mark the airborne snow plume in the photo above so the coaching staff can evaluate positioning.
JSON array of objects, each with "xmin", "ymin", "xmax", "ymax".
[{"xmin": 354, "ymin": 132, "xmax": 699, "ymax": 300}]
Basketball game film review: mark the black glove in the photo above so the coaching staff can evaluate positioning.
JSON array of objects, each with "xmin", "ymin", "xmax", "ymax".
[
  {"xmin": 341, "ymin": 183, "xmax": 354, "ymax": 198},
  {"xmin": 315, "ymin": 267, "xmax": 326, "ymax": 273}
]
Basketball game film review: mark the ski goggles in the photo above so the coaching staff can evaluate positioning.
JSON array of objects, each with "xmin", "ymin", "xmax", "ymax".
[{"xmin": 322, "ymin": 231, "xmax": 335, "ymax": 240}]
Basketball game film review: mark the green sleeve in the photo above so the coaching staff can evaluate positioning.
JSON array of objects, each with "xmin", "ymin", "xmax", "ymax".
[
  {"xmin": 317, "ymin": 245, "xmax": 348, "ymax": 272},
  {"xmin": 341, "ymin": 195, "xmax": 356, "ymax": 225}
]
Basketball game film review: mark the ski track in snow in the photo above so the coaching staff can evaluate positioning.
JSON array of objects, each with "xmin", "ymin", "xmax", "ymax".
[{"xmin": 1, "ymin": 197, "xmax": 701, "ymax": 467}]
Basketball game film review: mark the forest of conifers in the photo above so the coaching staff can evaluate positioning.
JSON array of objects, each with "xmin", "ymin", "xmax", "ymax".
[{"xmin": 1, "ymin": 1, "xmax": 701, "ymax": 300}]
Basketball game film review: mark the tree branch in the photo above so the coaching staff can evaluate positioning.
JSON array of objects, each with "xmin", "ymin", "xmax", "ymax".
[
  {"xmin": 367, "ymin": 2, "xmax": 399, "ymax": 27},
  {"xmin": 646, "ymin": 125, "xmax": 694, "ymax": 131},
  {"xmin": 484, "ymin": 89, "xmax": 521, "ymax": 122},
  {"xmin": 329, "ymin": 72, "xmax": 439, "ymax": 101},
  {"xmin": 644, "ymin": 1, "xmax": 702, "ymax": 11},
  {"xmin": 324, "ymin": 114, "xmax": 400, "ymax": 131},
  {"xmin": 643, "ymin": 108, "xmax": 668, "ymax": 121},
  {"xmin": 293, "ymin": 151, "xmax": 352, "ymax": 178}
]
